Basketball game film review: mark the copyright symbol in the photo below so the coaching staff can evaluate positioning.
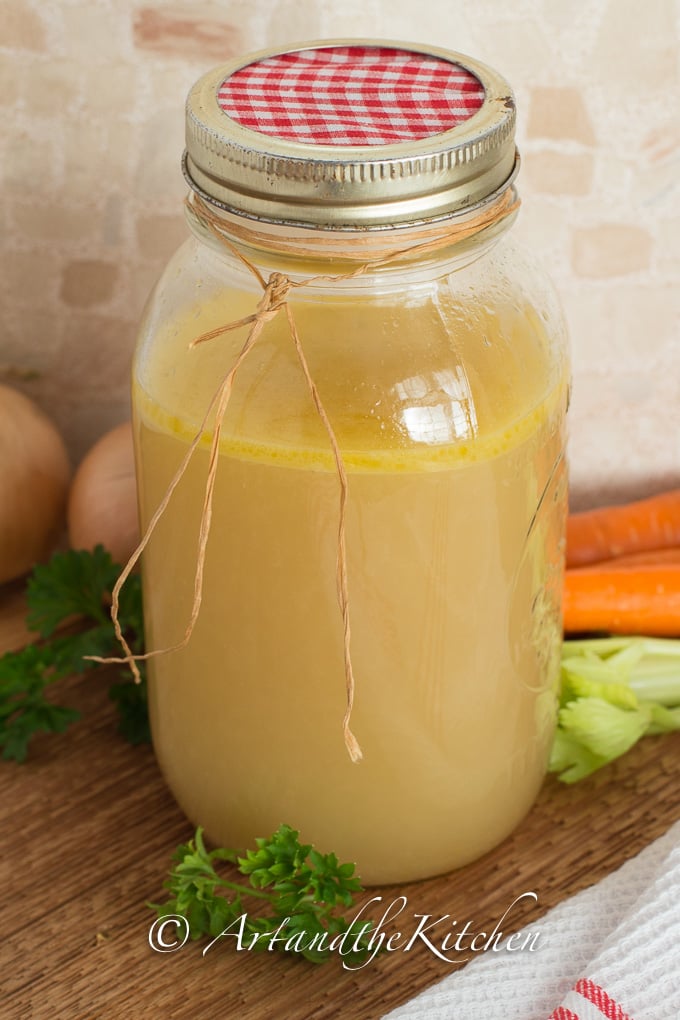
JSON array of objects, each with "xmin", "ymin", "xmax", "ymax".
[{"xmin": 148, "ymin": 914, "xmax": 190, "ymax": 953}]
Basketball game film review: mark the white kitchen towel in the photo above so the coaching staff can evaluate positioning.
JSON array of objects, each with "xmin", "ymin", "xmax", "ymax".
[{"xmin": 383, "ymin": 818, "xmax": 680, "ymax": 1020}]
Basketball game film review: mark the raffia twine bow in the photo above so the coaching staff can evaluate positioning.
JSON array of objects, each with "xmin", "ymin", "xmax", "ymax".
[{"xmin": 89, "ymin": 187, "xmax": 520, "ymax": 763}]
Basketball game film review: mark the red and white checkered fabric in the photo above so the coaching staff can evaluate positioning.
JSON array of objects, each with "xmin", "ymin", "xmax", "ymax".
[{"xmin": 217, "ymin": 45, "xmax": 485, "ymax": 146}]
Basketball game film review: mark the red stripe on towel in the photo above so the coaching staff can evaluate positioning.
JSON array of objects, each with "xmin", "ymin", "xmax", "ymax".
[{"xmin": 574, "ymin": 978, "xmax": 634, "ymax": 1020}]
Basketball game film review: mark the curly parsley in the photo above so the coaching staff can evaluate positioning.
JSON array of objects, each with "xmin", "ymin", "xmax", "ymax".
[{"xmin": 150, "ymin": 824, "xmax": 377, "ymax": 966}]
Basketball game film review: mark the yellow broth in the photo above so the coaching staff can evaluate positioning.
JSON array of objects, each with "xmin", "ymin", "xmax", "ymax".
[{"xmin": 133, "ymin": 282, "xmax": 568, "ymax": 883}]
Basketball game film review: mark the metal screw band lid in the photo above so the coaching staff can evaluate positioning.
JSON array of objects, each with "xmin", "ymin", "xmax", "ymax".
[{"xmin": 184, "ymin": 39, "xmax": 518, "ymax": 229}]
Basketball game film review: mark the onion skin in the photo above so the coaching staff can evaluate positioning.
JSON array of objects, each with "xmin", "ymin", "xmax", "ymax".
[
  {"xmin": 68, "ymin": 422, "xmax": 139, "ymax": 566},
  {"xmin": 0, "ymin": 385, "xmax": 71, "ymax": 584}
]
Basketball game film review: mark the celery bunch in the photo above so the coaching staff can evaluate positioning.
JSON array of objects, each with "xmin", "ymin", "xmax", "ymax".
[{"xmin": 550, "ymin": 637, "xmax": 680, "ymax": 783}]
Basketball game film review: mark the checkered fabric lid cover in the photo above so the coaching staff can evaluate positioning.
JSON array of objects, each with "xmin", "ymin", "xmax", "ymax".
[
  {"xmin": 217, "ymin": 45, "xmax": 486, "ymax": 146},
  {"xmin": 184, "ymin": 42, "xmax": 516, "ymax": 225}
]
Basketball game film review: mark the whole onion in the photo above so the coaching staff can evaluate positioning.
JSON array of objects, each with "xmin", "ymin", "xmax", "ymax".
[
  {"xmin": 0, "ymin": 384, "xmax": 71, "ymax": 584},
  {"xmin": 67, "ymin": 422, "xmax": 139, "ymax": 566}
]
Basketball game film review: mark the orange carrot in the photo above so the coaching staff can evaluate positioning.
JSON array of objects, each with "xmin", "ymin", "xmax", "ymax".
[
  {"xmin": 566, "ymin": 489, "xmax": 680, "ymax": 568},
  {"xmin": 569, "ymin": 547, "xmax": 680, "ymax": 570},
  {"xmin": 563, "ymin": 564, "xmax": 680, "ymax": 636}
]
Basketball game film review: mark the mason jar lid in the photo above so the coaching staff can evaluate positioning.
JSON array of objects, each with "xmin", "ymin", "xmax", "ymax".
[{"xmin": 184, "ymin": 39, "xmax": 518, "ymax": 229}]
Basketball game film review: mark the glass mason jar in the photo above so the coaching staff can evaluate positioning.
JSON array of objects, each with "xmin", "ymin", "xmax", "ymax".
[{"xmin": 132, "ymin": 41, "xmax": 569, "ymax": 884}]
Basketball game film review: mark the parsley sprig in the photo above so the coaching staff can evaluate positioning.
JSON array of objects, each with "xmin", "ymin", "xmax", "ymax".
[
  {"xmin": 151, "ymin": 824, "xmax": 377, "ymax": 965},
  {"xmin": 0, "ymin": 546, "xmax": 149, "ymax": 761}
]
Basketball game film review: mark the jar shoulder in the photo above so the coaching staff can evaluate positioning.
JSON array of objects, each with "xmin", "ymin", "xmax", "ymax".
[{"xmin": 133, "ymin": 233, "xmax": 569, "ymax": 464}]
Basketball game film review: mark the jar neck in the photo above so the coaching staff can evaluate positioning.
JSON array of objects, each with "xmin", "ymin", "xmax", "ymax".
[{"xmin": 183, "ymin": 185, "xmax": 520, "ymax": 285}]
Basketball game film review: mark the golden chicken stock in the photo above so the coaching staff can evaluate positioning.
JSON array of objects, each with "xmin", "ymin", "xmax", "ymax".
[{"xmin": 134, "ymin": 279, "xmax": 568, "ymax": 883}]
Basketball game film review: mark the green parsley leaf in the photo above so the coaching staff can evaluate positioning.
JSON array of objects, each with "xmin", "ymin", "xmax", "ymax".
[
  {"xmin": 108, "ymin": 676, "xmax": 151, "ymax": 745},
  {"xmin": 26, "ymin": 546, "xmax": 120, "ymax": 635},
  {"xmin": 0, "ymin": 642, "xmax": 82, "ymax": 762},
  {"xmin": 0, "ymin": 546, "xmax": 149, "ymax": 761},
  {"xmin": 150, "ymin": 824, "xmax": 377, "ymax": 966}
]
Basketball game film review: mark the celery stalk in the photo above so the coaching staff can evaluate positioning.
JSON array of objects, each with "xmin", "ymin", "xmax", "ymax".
[{"xmin": 550, "ymin": 637, "xmax": 680, "ymax": 783}]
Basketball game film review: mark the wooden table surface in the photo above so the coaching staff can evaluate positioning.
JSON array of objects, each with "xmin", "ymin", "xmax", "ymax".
[{"xmin": 1, "ymin": 579, "xmax": 679, "ymax": 1020}]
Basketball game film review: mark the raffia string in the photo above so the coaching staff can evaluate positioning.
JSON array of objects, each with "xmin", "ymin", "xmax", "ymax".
[{"xmin": 88, "ymin": 187, "xmax": 520, "ymax": 764}]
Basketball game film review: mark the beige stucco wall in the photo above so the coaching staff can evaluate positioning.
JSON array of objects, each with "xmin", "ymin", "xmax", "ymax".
[{"xmin": 1, "ymin": 0, "xmax": 678, "ymax": 507}]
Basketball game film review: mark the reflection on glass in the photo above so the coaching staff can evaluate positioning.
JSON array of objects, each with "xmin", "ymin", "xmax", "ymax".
[{"xmin": 396, "ymin": 367, "xmax": 478, "ymax": 444}]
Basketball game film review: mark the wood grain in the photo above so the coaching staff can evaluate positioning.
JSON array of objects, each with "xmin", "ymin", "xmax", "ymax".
[{"xmin": 1, "ymin": 591, "xmax": 678, "ymax": 1020}]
